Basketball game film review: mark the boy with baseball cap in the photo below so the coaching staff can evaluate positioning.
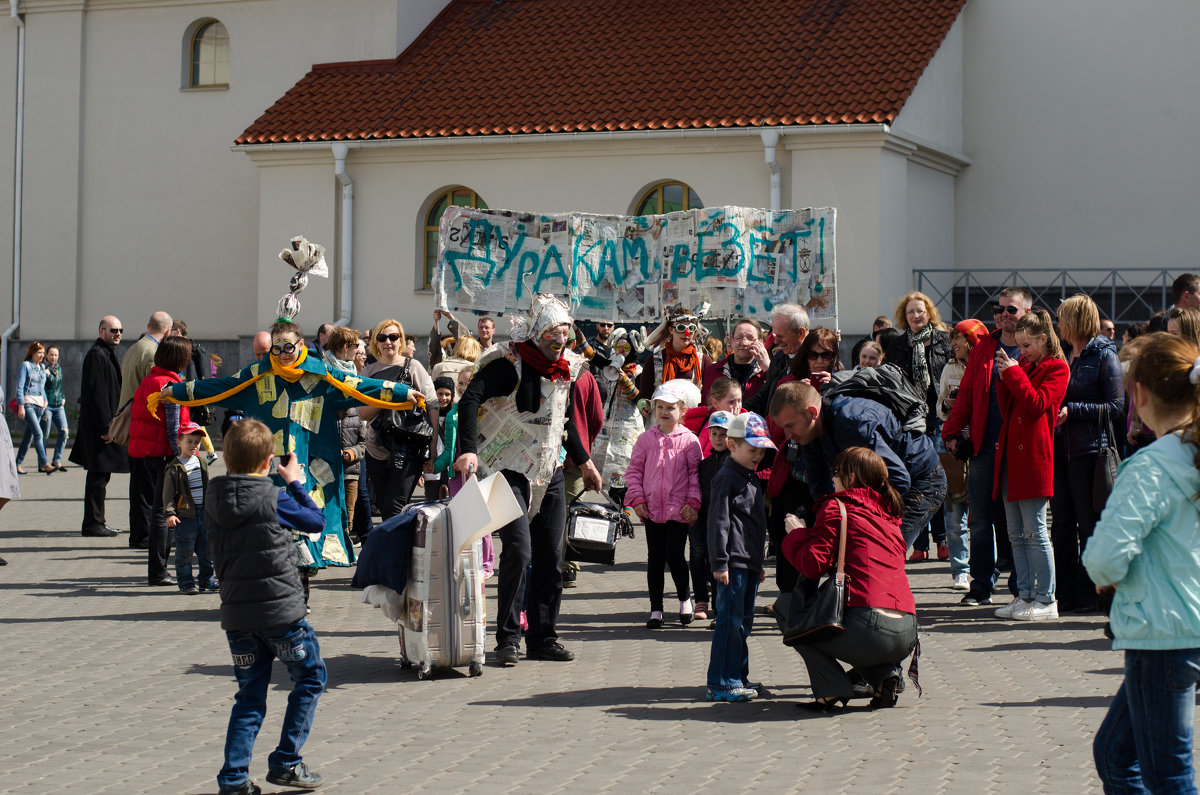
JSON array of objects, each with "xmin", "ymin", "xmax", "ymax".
[
  {"xmin": 163, "ymin": 420, "xmax": 216, "ymax": 594},
  {"xmin": 705, "ymin": 412, "xmax": 776, "ymax": 701}
]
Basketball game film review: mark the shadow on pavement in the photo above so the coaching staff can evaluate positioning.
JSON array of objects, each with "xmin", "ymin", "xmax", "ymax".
[{"xmin": 982, "ymin": 696, "xmax": 1114, "ymax": 709}]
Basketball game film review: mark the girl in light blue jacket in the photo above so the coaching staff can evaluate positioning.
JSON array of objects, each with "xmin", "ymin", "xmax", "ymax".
[{"xmin": 1084, "ymin": 332, "xmax": 1200, "ymax": 794}]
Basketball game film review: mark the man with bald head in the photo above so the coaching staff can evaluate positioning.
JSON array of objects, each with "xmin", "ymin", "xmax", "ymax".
[
  {"xmin": 120, "ymin": 311, "xmax": 173, "ymax": 558},
  {"xmin": 69, "ymin": 316, "xmax": 130, "ymax": 537},
  {"xmin": 220, "ymin": 332, "xmax": 273, "ymax": 439}
]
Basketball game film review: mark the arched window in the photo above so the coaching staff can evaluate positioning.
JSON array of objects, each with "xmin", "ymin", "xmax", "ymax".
[
  {"xmin": 423, "ymin": 187, "xmax": 489, "ymax": 289},
  {"xmin": 184, "ymin": 19, "xmax": 229, "ymax": 89},
  {"xmin": 635, "ymin": 180, "xmax": 704, "ymax": 215}
]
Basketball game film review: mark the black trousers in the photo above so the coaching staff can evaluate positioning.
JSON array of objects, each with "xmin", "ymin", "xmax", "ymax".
[
  {"xmin": 495, "ymin": 468, "xmax": 566, "ymax": 650},
  {"xmin": 81, "ymin": 469, "xmax": 111, "ymax": 532},
  {"xmin": 132, "ymin": 455, "xmax": 172, "ymax": 582},
  {"xmin": 645, "ymin": 519, "xmax": 690, "ymax": 612},
  {"xmin": 365, "ymin": 450, "xmax": 425, "ymax": 521},
  {"xmin": 1051, "ymin": 450, "xmax": 1100, "ymax": 609},
  {"xmin": 768, "ymin": 479, "xmax": 813, "ymax": 595}
]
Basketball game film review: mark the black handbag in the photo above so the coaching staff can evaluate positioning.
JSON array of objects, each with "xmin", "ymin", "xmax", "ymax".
[
  {"xmin": 776, "ymin": 500, "xmax": 849, "ymax": 646},
  {"xmin": 1092, "ymin": 407, "xmax": 1121, "ymax": 514},
  {"xmin": 372, "ymin": 359, "xmax": 435, "ymax": 446},
  {"xmin": 565, "ymin": 492, "xmax": 635, "ymax": 565}
]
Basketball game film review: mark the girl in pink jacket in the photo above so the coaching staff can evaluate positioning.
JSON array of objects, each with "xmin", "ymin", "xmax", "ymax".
[{"xmin": 626, "ymin": 380, "xmax": 703, "ymax": 629}]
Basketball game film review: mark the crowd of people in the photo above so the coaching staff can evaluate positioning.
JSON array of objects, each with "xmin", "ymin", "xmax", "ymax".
[{"xmin": 11, "ymin": 270, "xmax": 1200, "ymax": 793}]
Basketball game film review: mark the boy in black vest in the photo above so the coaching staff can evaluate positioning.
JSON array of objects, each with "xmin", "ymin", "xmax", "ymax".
[{"xmin": 208, "ymin": 419, "xmax": 327, "ymax": 795}]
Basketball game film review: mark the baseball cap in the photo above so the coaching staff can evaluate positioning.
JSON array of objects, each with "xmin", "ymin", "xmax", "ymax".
[
  {"xmin": 704, "ymin": 410, "xmax": 735, "ymax": 430},
  {"xmin": 178, "ymin": 420, "xmax": 207, "ymax": 438},
  {"xmin": 954, "ymin": 318, "xmax": 989, "ymax": 349},
  {"xmin": 726, "ymin": 412, "xmax": 776, "ymax": 449},
  {"xmin": 651, "ymin": 379, "xmax": 701, "ymax": 409}
]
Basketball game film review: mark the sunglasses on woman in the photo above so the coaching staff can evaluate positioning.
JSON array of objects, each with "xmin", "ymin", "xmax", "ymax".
[
  {"xmin": 807, "ymin": 349, "xmax": 836, "ymax": 361},
  {"xmin": 992, "ymin": 304, "xmax": 1021, "ymax": 315},
  {"xmin": 376, "ymin": 333, "xmax": 402, "ymax": 343},
  {"xmin": 674, "ymin": 323, "xmax": 698, "ymax": 334},
  {"xmin": 271, "ymin": 341, "xmax": 298, "ymax": 356}
]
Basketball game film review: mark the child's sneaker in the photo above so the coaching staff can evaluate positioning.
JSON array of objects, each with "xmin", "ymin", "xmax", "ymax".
[
  {"xmin": 200, "ymin": 579, "xmax": 220, "ymax": 592},
  {"xmin": 706, "ymin": 687, "xmax": 757, "ymax": 702},
  {"xmin": 693, "ymin": 601, "xmax": 709, "ymax": 620},
  {"xmin": 180, "ymin": 585, "xmax": 200, "ymax": 595},
  {"xmin": 951, "ymin": 573, "xmax": 970, "ymax": 591},
  {"xmin": 265, "ymin": 761, "xmax": 322, "ymax": 790},
  {"xmin": 993, "ymin": 597, "xmax": 1030, "ymax": 619},
  {"xmin": 1014, "ymin": 600, "xmax": 1059, "ymax": 621}
]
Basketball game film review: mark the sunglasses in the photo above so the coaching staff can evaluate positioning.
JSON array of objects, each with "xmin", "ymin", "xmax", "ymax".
[
  {"xmin": 674, "ymin": 323, "xmax": 698, "ymax": 334},
  {"xmin": 992, "ymin": 304, "xmax": 1021, "ymax": 315},
  {"xmin": 104, "ymin": 328, "xmax": 123, "ymax": 334},
  {"xmin": 807, "ymin": 349, "xmax": 836, "ymax": 361},
  {"xmin": 376, "ymin": 333, "xmax": 402, "ymax": 343},
  {"xmin": 271, "ymin": 341, "xmax": 298, "ymax": 356},
  {"xmin": 596, "ymin": 322, "xmax": 614, "ymax": 327}
]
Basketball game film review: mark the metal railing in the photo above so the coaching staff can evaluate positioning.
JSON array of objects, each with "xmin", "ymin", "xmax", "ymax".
[{"xmin": 913, "ymin": 267, "xmax": 1181, "ymax": 324}]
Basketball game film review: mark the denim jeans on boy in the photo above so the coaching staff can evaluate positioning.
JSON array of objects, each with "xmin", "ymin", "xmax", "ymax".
[
  {"xmin": 41, "ymin": 405, "xmax": 68, "ymax": 464},
  {"xmin": 944, "ymin": 498, "xmax": 969, "ymax": 577},
  {"xmin": 174, "ymin": 508, "xmax": 215, "ymax": 591},
  {"xmin": 217, "ymin": 619, "xmax": 327, "ymax": 791},
  {"xmin": 1094, "ymin": 648, "xmax": 1200, "ymax": 795},
  {"xmin": 1002, "ymin": 486, "xmax": 1055, "ymax": 604},
  {"xmin": 707, "ymin": 567, "xmax": 759, "ymax": 692},
  {"xmin": 16, "ymin": 402, "xmax": 47, "ymax": 468},
  {"xmin": 966, "ymin": 447, "xmax": 1000, "ymax": 598}
]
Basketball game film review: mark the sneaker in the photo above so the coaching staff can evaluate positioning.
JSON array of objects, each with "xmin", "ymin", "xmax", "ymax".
[
  {"xmin": 561, "ymin": 567, "xmax": 577, "ymax": 588},
  {"xmin": 951, "ymin": 573, "xmax": 970, "ymax": 591},
  {"xmin": 693, "ymin": 601, "xmax": 709, "ymax": 620},
  {"xmin": 993, "ymin": 597, "xmax": 1029, "ymax": 619},
  {"xmin": 180, "ymin": 585, "xmax": 201, "ymax": 596},
  {"xmin": 705, "ymin": 687, "xmax": 757, "ymax": 702},
  {"xmin": 219, "ymin": 781, "xmax": 261, "ymax": 795},
  {"xmin": 526, "ymin": 640, "xmax": 575, "ymax": 661},
  {"xmin": 200, "ymin": 579, "xmax": 220, "ymax": 592},
  {"xmin": 495, "ymin": 644, "xmax": 520, "ymax": 667},
  {"xmin": 1014, "ymin": 600, "xmax": 1059, "ymax": 621},
  {"xmin": 265, "ymin": 762, "xmax": 323, "ymax": 790},
  {"xmin": 960, "ymin": 593, "xmax": 992, "ymax": 606},
  {"xmin": 908, "ymin": 549, "xmax": 928, "ymax": 563},
  {"xmin": 937, "ymin": 543, "xmax": 950, "ymax": 561}
]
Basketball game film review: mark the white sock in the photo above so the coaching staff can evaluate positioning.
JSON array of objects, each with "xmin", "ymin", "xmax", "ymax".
[
  {"xmin": 650, "ymin": 610, "xmax": 663, "ymax": 620},
  {"xmin": 680, "ymin": 599, "xmax": 693, "ymax": 615}
]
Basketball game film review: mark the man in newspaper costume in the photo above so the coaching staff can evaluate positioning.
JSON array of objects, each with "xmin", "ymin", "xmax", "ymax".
[{"xmin": 454, "ymin": 294, "xmax": 602, "ymax": 667}]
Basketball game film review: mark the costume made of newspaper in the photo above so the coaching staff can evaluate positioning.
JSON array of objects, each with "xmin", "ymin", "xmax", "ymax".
[{"xmin": 589, "ymin": 327, "xmax": 645, "ymax": 492}]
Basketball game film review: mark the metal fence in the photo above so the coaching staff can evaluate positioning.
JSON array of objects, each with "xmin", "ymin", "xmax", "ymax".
[{"xmin": 913, "ymin": 268, "xmax": 1180, "ymax": 324}]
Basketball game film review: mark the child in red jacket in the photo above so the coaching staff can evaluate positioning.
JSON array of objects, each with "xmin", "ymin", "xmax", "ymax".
[{"xmin": 992, "ymin": 309, "xmax": 1069, "ymax": 621}]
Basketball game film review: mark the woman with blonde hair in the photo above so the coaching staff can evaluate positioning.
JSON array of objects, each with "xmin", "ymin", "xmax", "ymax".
[
  {"xmin": 1052, "ymin": 293, "xmax": 1122, "ymax": 613},
  {"xmin": 431, "ymin": 334, "xmax": 482, "ymax": 388},
  {"xmin": 1166, "ymin": 306, "xmax": 1200, "ymax": 347}
]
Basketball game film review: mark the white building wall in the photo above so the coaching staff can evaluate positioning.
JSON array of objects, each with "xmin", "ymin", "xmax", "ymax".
[
  {"xmin": 958, "ymin": 0, "xmax": 1200, "ymax": 281},
  {"xmin": 892, "ymin": 14, "xmax": 963, "ymax": 155}
]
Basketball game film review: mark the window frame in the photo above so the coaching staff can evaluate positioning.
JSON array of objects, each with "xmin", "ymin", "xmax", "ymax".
[
  {"xmin": 181, "ymin": 18, "xmax": 230, "ymax": 91},
  {"xmin": 420, "ymin": 186, "xmax": 489, "ymax": 291},
  {"xmin": 634, "ymin": 180, "xmax": 704, "ymax": 215}
]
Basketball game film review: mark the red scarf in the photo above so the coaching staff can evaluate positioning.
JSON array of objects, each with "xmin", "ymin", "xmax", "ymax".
[
  {"xmin": 661, "ymin": 342, "xmax": 701, "ymax": 384},
  {"xmin": 517, "ymin": 341, "xmax": 572, "ymax": 381}
]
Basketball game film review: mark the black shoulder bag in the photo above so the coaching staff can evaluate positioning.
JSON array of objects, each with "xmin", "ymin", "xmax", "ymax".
[
  {"xmin": 775, "ymin": 499, "xmax": 849, "ymax": 646},
  {"xmin": 1092, "ymin": 406, "xmax": 1121, "ymax": 514},
  {"xmin": 371, "ymin": 359, "xmax": 435, "ymax": 447}
]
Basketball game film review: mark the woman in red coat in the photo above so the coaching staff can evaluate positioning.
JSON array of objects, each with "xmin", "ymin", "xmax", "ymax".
[
  {"xmin": 991, "ymin": 309, "xmax": 1069, "ymax": 622},
  {"xmin": 129, "ymin": 336, "xmax": 192, "ymax": 587},
  {"xmin": 782, "ymin": 446, "xmax": 917, "ymax": 712}
]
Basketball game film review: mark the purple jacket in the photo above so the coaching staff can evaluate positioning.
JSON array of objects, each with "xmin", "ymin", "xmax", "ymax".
[{"xmin": 624, "ymin": 425, "xmax": 702, "ymax": 524}]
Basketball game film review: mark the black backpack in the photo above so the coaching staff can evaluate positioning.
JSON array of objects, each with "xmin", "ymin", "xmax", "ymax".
[{"xmin": 822, "ymin": 363, "xmax": 927, "ymax": 435}]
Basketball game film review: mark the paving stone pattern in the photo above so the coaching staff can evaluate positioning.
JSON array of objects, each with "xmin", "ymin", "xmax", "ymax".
[{"xmin": 0, "ymin": 464, "xmax": 1185, "ymax": 793}]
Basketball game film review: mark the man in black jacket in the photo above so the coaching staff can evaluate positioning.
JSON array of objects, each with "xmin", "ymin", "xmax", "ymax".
[{"xmin": 69, "ymin": 316, "xmax": 129, "ymax": 538}]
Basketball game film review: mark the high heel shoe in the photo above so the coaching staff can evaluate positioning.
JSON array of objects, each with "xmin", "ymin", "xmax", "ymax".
[
  {"xmin": 870, "ymin": 675, "xmax": 901, "ymax": 709},
  {"xmin": 40, "ymin": 464, "xmax": 58, "ymax": 475},
  {"xmin": 797, "ymin": 697, "xmax": 848, "ymax": 713}
]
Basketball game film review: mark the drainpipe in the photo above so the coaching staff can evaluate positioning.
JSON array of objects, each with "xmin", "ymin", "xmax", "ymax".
[
  {"xmin": 760, "ymin": 129, "xmax": 781, "ymax": 212},
  {"xmin": 331, "ymin": 142, "xmax": 353, "ymax": 326},
  {"xmin": 3, "ymin": 0, "xmax": 24, "ymax": 398}
]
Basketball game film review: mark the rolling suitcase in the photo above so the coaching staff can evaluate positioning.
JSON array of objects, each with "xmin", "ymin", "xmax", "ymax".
[{"xmin": 397, "ymin": 501, "xmax": 487, "ymax": 679}]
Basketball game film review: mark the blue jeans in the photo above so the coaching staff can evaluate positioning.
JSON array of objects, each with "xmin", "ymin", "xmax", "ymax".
[
  {"xmin": 1094, "ymin": 648, "xmax": 1200, "ymax": 794},
  {"xmin": 42, "ymin": 405, "xmax": 68, "ymax": 464},
  {"xmin": 218, "ymin": 619, "xmax": 327, "ymax": 790},
  {"xmin": 944, "ymin": 498, "xmax": 969, "ymax": 577},
  {"xmin": 16, "ymin": 402, "xmax": 47, "ymax": 468},
  {"xmin": 966, "ymin": 447, "xmax": 999, "ymax": 598},
  {"xmin": 899, "ymin": 465, "xmax": 948, "ymax": 549},
  {"xmin": 707, "ymin": 568, "xmax": 758, "ymax": 691},
  {"xmin": 1002, "ymin": 486, "xmax": 1054, "ymax": 603},
  {"xmin": 173, "ymin": 509, "xmax": 215, "ymax": 592}
]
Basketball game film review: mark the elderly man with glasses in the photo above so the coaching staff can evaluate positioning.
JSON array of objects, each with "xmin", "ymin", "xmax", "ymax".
[
  {"xmin": 701, "ymin": 318, "xmax": 771, "ymax": 405},
  {"xmin": 941, "ymin": 286, "xmax": 1034, "ymax": 607},
  {"xmin": 71, "ymin": 316, "xmax": 130, "ymax": 538}
]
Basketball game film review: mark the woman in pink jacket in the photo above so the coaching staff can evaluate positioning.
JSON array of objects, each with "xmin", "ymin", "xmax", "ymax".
[{"xmin": 626, "ymin": 380, "xmax": 703, "ymax": 629}]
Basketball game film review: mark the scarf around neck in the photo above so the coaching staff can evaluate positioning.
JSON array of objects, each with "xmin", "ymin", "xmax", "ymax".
[
  {"xmin": 661, "ymin": 342, "xmax": 701, "ymax": 384},
  {"xmin": 517, "ymin": 341, "xmax": 571, "ymax": 381},
  {"xmin": 907, "ymin": 323, "xmax": 934, "ymax": 392}
]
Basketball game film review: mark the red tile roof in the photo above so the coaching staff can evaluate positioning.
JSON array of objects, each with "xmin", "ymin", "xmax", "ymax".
[{"xmin": 237, "ymin": 0, "xmax": 966, "ymax": 144}]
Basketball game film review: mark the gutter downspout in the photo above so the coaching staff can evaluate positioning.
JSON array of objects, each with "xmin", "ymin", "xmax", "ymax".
[
  {"xmin": 331, "ymin": 142, "xmax": 353, "ymax": 327},
  {"xmin": 760, "ymin": 129, "xmax": 781, "ymax": 212},
  {"xmin": 3, "ymin": 0, "xmax": 24, "ymax": 398}
]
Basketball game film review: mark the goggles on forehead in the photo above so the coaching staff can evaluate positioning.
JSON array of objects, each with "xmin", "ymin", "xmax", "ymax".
[
  {"xmin": 271, "ymin": 341, "xmax": 298, "ymax": 356},
  {"xmin": 674, "ymin": 322, "xmax": 698, "ymax": 334}
]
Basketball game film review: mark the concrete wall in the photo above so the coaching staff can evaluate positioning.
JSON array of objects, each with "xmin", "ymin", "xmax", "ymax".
[{"xmin": 958, "ymin": 0, "xmax": 1200, "ymax": 279}]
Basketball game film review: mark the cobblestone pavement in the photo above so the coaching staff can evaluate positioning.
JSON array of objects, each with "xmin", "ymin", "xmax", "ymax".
[{"xmin": 0, "ymin": 464, "xmax": 1177, "ymax": 794}]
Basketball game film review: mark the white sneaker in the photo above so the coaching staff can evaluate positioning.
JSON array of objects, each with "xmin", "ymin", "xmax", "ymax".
[
  {"xmin": 994, "ymin": 598, "xmax": 1029, "ymax": 619},
  {"xmin": 1014, "ymin": 600, "xmax": 1059, "ymax": 621},
  {"xmin": 951, "ymin": 573, "xmax": 970, "ymax": 591}
]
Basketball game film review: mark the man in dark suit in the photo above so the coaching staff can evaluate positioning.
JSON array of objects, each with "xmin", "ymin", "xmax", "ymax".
[{"xmin": 69, "ymin": 316, "xmax": 129, "ymax": 538}]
